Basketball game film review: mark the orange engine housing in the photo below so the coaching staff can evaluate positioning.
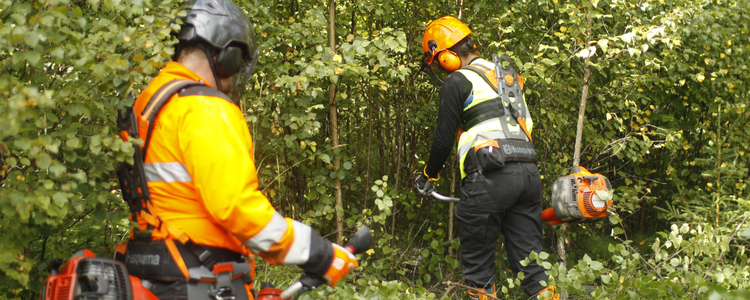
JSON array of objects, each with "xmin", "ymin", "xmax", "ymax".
[
  {"xmin": 542, "ymin": 166, "xmax": 613, "ymax": 225},
  {"xmin": 41, "ymin": 249, "xmax": 159, "ymax": 300}
]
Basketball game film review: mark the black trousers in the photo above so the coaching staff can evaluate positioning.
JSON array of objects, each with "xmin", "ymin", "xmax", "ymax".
[{"xmin": 456, "ymin": 161, "xmax": 548, "ymax": 296}]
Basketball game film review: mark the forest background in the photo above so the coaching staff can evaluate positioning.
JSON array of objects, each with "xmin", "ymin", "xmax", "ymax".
[{"xmin": 1, "ymin": 0, "xmax": 749, "ymax": 298}]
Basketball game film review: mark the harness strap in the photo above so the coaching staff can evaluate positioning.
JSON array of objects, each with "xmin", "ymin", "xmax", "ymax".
[
  {"xmin": 461, "ymin": 97, "xmax": 506, "ymax": 131},
  {"xmin": 179, "ymin": 84, "xmax": 236, "ymax": 104},
  {"xmin": 138, "ymin": 201, "xmax": 191, "ymax": 244},
  {"xmin": 141, "ymin": 80, "xmax": 207, "ymax": 157},
  {"xmin": 463, "ymin": 65, "xmax": 500, "ymax": 91}
]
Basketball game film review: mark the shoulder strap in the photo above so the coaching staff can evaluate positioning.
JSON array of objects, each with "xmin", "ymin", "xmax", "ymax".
[
  {"xmin": 463, "ymin": 64, "xmax": 499, "ymax": 91},
  {"xmin": 463, "ymin": 63, "xmax": 526, "ymax": 92},
  {"xmin": 179, "ymin": 85, "xmax": 236, "ymax": 104},
  {"xmin": 141, "ymin": 80, "xmax": 237, "ymax": 157},
  {"xmin": 141, "ymin": 79, "xmax": 206, "ymax": 157}
]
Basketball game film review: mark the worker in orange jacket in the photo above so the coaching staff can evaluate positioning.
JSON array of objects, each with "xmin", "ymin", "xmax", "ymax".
[{"xmin": 117, "ymin": 0, "xmax": 357, "ymax": 298}]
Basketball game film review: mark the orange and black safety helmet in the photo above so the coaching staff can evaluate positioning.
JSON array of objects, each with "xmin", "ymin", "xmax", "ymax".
[{"xmin": 422, "ymin": 16, "xmax": 472, "ymax": 72}]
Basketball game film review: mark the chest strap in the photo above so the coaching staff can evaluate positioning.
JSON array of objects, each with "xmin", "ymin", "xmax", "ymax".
[{"xmin": 461, "ymin": 97, "xmax": 506, "ymax": 131}]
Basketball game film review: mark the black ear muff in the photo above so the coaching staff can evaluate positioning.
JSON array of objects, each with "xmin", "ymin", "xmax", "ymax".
[
  {"xmin": 458, "ymin": 38, "xmax": 476, "ymax": 55},
  {"xmin": 216, "ymin": 46, "xmax": 243, "ymax": 77}
]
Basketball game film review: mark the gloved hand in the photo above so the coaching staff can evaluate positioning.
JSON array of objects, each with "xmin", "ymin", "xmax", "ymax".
[
  {"xmin": 414, "ymin": 167, "xmax": 438, "ymax": 196},
  {"xmin": 322, "ymin": 244, "xmax": 358, "ymax": 286}
]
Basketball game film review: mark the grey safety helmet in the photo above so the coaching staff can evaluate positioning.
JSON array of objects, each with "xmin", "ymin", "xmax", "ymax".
[{"xmin": 174, "ymin": 0, "xmax": 259, "ymax": 99}]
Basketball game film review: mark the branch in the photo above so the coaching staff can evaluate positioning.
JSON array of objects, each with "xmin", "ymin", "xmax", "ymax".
[
  {"xmin": 615, "ymin": 235, "xmax": 662, "ymax": 278},
  {"xmin": 704, "ymin": 213, "xmax": 750, "ymax": 278},
  {"xmin": 646, "ymin": 239, "xmax": 698, "ymax": 277},
  {"xmin": 440, "ymin": 282, "xmax": 458, "ymax": 299},
  {"xmin": 1, "ymin": 59, "xmax": 12, "ymax": 75},
  {"xmin": 260, "ymin": 155, "xmax": 314, "ymax": 192},
  {"xmin": 0, "ymin": 0, "xmax": 16, "ymax": 22}
]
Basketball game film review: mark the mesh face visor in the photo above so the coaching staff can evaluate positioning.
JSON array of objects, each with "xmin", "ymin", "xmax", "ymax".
[{"xmin": 228, "ymin": 47, "xmax": 259, "ymax": 101}]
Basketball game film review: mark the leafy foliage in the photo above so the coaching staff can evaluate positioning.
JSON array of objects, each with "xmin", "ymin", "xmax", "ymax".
[
  {"xmin": 1, "ymin": 0, "xmax": 749, "ymax": 298},
  {"xmin": 0, "ymin": 0, "xmax": 188, "ymax": 296}
]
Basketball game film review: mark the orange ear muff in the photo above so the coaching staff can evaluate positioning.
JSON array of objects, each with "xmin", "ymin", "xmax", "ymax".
[{"xmin": 437, "ymin": 50, "xmax": 462, "ymax": 72}]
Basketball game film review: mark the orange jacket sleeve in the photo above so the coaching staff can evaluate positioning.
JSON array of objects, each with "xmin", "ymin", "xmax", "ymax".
[{"xmin": 178, "ymin": 95, "xmax": 332, "ymax": 271}]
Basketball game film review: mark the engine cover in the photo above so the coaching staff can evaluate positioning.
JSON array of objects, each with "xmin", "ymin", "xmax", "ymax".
[{"xmin": 543, "ymin": 166, "xmax": 614, "ymax": 225}]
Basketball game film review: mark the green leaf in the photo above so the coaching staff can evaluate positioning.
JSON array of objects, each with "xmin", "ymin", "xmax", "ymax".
[
  {"xmin": 24, "ymin": 32, "xmax": 41, "ymax": 47},
  {"xmin": 597, "ymin": 39, "xmax": 609, "ymax": 53},
  {"xmin": 14, "ymin": 139, "xmax": 31, "ymax": 151},
  {"xmin": 534, "ymin": 66, "xmax": 546, "ymax": 80},
  {"xmin": 37, "ymin": 153, "xmax": 52, "ymax": 169},
  {"xmin": 67, "ymin": 137, "xmax": 80, "ymax": 149},
  {"xmin": 740, "ymin": 227, "xmax": 750, "ymax": 239},
  {"xmin": 52, "ymin": 192, "xmax": 67, "ymax": 207},
  {"xmin": 608, "ymin": 214, "xmax": 622, "ymax": 224},
  {"xmin": 50, "ymin": 164, "xmax": 66, "ymax": 177},
  {"xmin": 25, "ymin": 51, "xmax": 42, "ymax": 66}
]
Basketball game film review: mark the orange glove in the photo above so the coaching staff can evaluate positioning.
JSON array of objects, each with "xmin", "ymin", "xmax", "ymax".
[{"xmin": 323, "ymin": 244, "xmax": 358, "ymax": 286}]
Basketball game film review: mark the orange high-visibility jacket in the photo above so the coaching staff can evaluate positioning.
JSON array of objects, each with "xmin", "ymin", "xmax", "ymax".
[{"xmin": 131, "ymin": 62, "xmax": 326, "ymax": 271}]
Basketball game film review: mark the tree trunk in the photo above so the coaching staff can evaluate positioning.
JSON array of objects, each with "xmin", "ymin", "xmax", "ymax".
[
  {"xmin": 363, "ymin": 10, "xmax": 374, "ymax": 211},
  {"xmin": 364, "ymin": 89, "xmax": 373, "ymax": 209},
  {"xmin": 391, "ymin": 86, "xmax": 407, "ymax": 242},
  {"xmin": 327, "ymin": 0, "xmax": 343, "ymax": 244},
  {"xmin": 715, "ymin": 103, "xmax": 722, "ymax": 225},
  {"xmin": 562, "ymin": 8, "xmax": 593, "ymax": 300},
  {"xmin": 457, "ymin": 0, "xmax": 465, "ymax": 19}
]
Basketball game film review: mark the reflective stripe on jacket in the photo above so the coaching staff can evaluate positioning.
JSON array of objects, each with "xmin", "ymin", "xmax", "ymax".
[
  {"xmin": 132, "ymin": 62, "xmax": 314, "ymax": 266},
  {"xmin": 455, "ymin": 58, "xmax": 534, "ymax": 178}
]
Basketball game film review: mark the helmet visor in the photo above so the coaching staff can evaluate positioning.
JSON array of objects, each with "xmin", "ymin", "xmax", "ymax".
[{"xmin": 228, "ymin": 47, "xmax": 259, "ymax": 101}]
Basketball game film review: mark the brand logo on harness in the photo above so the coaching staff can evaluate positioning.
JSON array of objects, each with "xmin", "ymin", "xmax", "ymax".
[
  {"xmin": 125, "ymin": 254, "xmax": 161, "ymax": 266},
  {"xmin": 502, "ymin": 144, "xmax": 536, "ymax": 156}
]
